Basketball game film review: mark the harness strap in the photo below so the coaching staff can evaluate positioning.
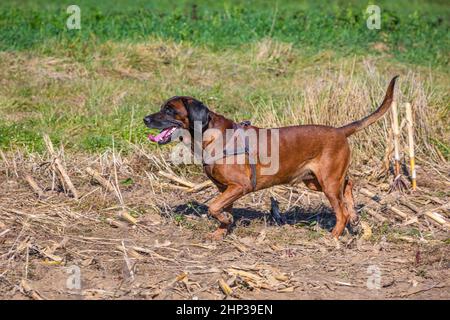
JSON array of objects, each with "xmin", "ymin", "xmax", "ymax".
[
  {"xmin": 229, "ymin": 122, "xmax": 256, "ymax": 190},
  {"xmin": 203, "ymin": 121, "xmax": 257, "ymax": 190}
]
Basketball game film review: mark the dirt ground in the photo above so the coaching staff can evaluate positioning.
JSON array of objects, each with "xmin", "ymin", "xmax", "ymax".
[{"xmin": 0, "ymin": 151, "xmax": 449, "ymax": 300}]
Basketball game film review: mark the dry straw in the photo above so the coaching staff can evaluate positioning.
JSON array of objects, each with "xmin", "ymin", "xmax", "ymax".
[{"xmin": 405, "ymin": 103, "xmax": 417, "ymax": 190}]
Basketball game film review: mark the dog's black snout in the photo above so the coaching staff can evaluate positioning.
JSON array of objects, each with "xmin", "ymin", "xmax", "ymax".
[{"xmin": 143, "ymin": 116, "xmax": 152, "ymax": 126}]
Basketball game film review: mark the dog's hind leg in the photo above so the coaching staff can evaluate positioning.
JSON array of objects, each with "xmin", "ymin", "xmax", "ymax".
[
  {"xmin": 323, "ymin": 181, "xmax": 349, "ymax": 238},
  {"xmin": 206, "ymin": 184, "xmax": 247, "ymax": 241},
  {"xmin": 316, "ymin": 144, "xmax": 352, "ymax": 238},
  {"xmin": 343, "ymin": 179, "xmax": 360, "ymax": 228},
  {"xmin": 303, "ymin": 172, "xmax": 348, "ymax": 237},
  {"xmin": 304, "ymin": 175, "xmax": 353, "ymax": 237}
]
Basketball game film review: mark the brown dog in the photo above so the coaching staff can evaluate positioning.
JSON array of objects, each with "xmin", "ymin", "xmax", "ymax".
[{"xmin": 144, "ymin": 76, "xmax": 398, "ymax": 240}]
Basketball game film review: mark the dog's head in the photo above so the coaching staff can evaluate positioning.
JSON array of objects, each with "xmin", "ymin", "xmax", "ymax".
[{"xmin": 143, "ymin": 96, "xmax": 210, "ymax": 145}]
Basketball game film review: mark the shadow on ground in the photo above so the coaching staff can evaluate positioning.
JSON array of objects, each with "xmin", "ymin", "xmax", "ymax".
[{"xmin": 170, "ymin": 200, "xmax": 338, "ymax": 232}]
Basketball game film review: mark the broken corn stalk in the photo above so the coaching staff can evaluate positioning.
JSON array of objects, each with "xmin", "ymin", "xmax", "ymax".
[{"xmin": 218, "ymin": 278, "xmax": 233, "ymax": 296}]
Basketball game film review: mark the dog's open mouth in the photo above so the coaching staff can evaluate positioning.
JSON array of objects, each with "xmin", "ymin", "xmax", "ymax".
[{"xmin": 148, "ymin": 126, "xmax": 178, "ymax": 145}]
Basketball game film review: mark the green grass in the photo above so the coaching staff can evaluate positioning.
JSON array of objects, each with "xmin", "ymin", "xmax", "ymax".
[
  {"xmin": 431, "ymin": 138, "xmax": 450, "ymax": 159},
  {"xmin": 0, "ymin": 0, "xmax": 448, "ymax": 67},
  {"xmin": 0, "ymin": 1, "xmax": 448, "ymax": 159}
]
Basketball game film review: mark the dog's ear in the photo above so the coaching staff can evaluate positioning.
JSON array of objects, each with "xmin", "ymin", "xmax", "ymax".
[{"xmin": 182, "ymin": 98, "xmax": 210, "ymax": 131}]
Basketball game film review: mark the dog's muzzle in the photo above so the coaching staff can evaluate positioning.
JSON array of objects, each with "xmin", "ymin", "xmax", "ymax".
[{"xmin": 143, "ymin": 116, "xmax": 180, "ymax": 145}]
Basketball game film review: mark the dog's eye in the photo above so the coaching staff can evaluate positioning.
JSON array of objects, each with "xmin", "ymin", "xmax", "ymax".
[{"xmin": 164, "ymin": 108, "xmax": 175, "ymax": 116}]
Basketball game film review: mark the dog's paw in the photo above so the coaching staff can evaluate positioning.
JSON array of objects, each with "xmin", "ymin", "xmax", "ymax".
[{"xmin": 348, "ymin": 216, "xmax": 362, "ymax": 235}]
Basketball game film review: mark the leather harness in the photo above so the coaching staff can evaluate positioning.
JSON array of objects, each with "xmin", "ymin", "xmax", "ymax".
[{"xmin": 202, "ymin": 121, "xmax": 257, "ymax": 190}]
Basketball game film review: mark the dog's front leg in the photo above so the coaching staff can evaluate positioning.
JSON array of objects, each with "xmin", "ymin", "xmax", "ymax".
[{"xmin": 206, "ymin": 184, "xmax": 246, "ymax": 241}]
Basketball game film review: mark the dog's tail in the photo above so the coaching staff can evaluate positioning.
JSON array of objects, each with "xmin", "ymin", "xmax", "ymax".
[{"xmin": 339, "ymin": 76, "xmax": 399, "ymax": 137}]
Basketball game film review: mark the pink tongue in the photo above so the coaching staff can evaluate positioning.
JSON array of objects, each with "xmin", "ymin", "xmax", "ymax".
[{"xmin": 148, "ymin": 128, "xmax": 172, "ymax": 142}]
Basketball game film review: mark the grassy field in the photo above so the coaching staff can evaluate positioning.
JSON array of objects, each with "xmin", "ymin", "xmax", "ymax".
[
  {"xmin": 1, "ymin": 1, "xmax": 449, "ymax": 67},
  {"xmin": 0, "ymin": 0, "xmax": 449, "ymax": 160}
]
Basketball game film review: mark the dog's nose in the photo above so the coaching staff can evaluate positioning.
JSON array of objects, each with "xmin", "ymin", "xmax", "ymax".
[{"xmin": 143, "ymin": 116, "xmax": 152, "ymax": 126}]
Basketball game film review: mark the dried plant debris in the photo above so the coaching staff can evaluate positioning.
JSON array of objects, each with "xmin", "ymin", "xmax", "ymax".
[{"xmin": 0, "ymin": 150, "xmax": 449, "ymax": 299}]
